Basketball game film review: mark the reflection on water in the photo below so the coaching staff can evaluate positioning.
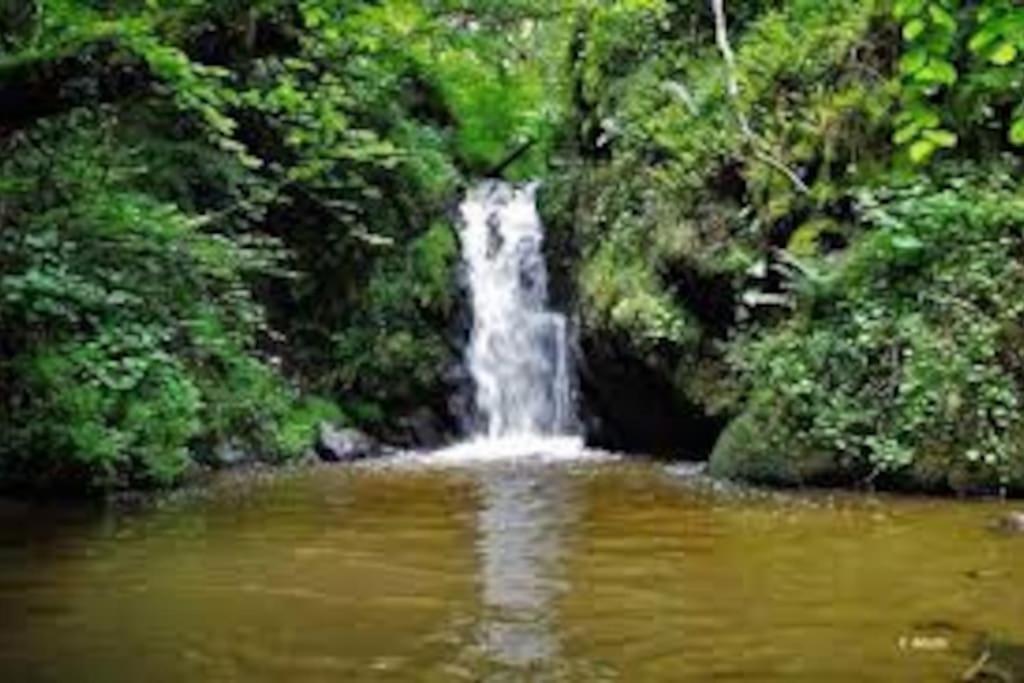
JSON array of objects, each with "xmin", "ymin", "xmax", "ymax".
[
  {"xmin": 474, "ymin": 466, "xmax": 571, "ymax": 669},
  {"xmin": 1, "ymin": 459, "xmax": 1023, "ymax": 682}
]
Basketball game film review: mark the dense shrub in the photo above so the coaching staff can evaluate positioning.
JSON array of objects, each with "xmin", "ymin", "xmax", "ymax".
[
  {"xmin": 712, "ymin": 173, "xmax": 1024, "ymax": 493},
  {"xmin": 0, "ymin": 114, "xmax": 288, "ymax": 489},
  {"xmin": 330, "ymin": 221, "xmax": 459, "ymax": 420}
]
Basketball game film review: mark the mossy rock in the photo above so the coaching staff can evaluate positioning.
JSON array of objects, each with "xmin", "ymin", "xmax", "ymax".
[
  {"xmin": 708, "ymin": 411, "xmax": 846, "ymax": 488},
  {"xmin": 711, "ymin": 416, "xmax": 1024, "ymax": 495},
  {"xmin": 898, "ymin": 448, "xmax": 1002, "ymax": 496}
]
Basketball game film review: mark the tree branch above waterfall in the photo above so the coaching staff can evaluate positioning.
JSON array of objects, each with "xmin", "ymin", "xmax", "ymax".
[{"xmin": 486, "ymin": 138, "xmax": 538, "ymax": 178}]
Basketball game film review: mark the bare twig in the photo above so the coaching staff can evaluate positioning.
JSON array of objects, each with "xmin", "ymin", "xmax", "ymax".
[
  {"xmin": 961, "ymin": 650, "xmax": 991, "ymax": 682},
  {"xmin": 751, "ymin": 148, "xmax": 811, "ymax": 194},
  {"xmin": 486, "ymin": 138, "xmax": 537, "ymax": 178},
  {"xmin": 710, "ymin": 0, "xmax": 810, "ymax": 195},
  {"xmin": 711, "ymin": 0, "xmax": 746, "ymax": 130}
]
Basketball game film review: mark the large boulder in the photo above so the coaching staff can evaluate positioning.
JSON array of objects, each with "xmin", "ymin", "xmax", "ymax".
[
  {"xmin": 708, "ymin": 411, "xmax": 849, "ymax": 487},
  {"xmin": 315, "ymin": 424, "xmax": 381, "ymax": 463}
]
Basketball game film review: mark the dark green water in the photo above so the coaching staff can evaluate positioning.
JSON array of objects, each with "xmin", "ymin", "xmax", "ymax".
[{"xmin": 1, "ymin": 457, "xmax": 1023, "ymax": 682}]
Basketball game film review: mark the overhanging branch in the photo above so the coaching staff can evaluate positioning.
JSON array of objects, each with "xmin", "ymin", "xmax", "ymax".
[{"xmin": 486, "ymin": 137, "xmax": 537, "ymax": 178}]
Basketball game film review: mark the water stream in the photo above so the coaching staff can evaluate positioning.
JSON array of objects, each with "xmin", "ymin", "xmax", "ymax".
[{"xmin": 457, "ymin": 181, "xmax": 577, "ymax": 444}]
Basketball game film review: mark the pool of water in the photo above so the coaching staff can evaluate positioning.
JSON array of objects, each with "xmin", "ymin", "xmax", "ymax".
[{"xmin": 1, "ymin": 455, "xmax": 1022, "ymax": 682}]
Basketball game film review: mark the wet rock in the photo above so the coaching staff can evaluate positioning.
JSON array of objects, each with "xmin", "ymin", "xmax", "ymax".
[
  {"xmin": 709, "ymin": 410, "xmax": 844, "ymax": 487},
  {"xmin": 315, "ymin": 424, "xmax": 380, "ymax": 463},
  {"xmin": 397, "ymin": 408, "xmax": 445, "ymax": 450},
  {"xmin": 211, "ymin": 440, "xmax": 250, "ymax": 468}
]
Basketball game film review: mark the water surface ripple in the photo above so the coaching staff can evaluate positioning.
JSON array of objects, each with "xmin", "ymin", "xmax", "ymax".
[{"xmin": 1, "ymin": 458, "xmax": 1022, "ymax": 682}]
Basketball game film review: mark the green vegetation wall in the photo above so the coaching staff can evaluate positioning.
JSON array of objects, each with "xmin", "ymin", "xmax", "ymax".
[{"xmin": 545, "ymin": 0, "xmax": 1024, "ymax": 493}]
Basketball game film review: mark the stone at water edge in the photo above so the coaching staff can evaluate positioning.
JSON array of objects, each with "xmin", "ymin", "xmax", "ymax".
[
  {"xmin": 396, "ymin": 407, "xmax": 445, "ymax": 449},
  {"xmin": 315, "ymin": 423, "xmax": 381, "ymax": 463},
  {"xmin": 212, "ymin": 440, "xmax": 250, "ymax": 468}
]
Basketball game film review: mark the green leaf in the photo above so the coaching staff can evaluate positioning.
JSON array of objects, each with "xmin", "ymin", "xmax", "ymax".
[
  {"xmin": 909, "ymin": 138, "xmax": 937, "ymax": 164},
  {"xmin": 891, "ymin": 234, "xmax": 924, "ymax": 252},
  {"xmin": 922, "ymin": 128, "xmax": 957, "ymax": 148},
  {"xmin": 903, "ymin": 18, "xmax": 927, "ymax": 41},
  {"xmin": 989, "ymin": 43, "xmax": 1018, "ymax": 66},
  {"xmin": 899, "ymin": 48, "xmax": 929, "ymax": 74},
  {"xmin": 899, "ymin": 104, "xmax": 941, "ymax": 129},
  {"xmin": 894, "ymin": 0, "xmax": 926, "ymax": 20},
  {"xmin": 1010, "ymin": 118, "xmax": 1024, "ymax": 147},
  {"xmin": 893, "ymin": 123, "xmax": 920, "ymax": 145},
  {"xmin": 969, "ymin": 27, "xmax": 999, "ymax": 53},
  {"xmin": 927, "ymin": 4, "xmax": 956, "ymax": 32},
  {"xmin": 915, "ymin": 59, "xmax": 957, "ymax": 85}
]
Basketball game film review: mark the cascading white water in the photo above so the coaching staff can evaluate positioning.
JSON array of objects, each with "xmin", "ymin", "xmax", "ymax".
[{"xmin": 456, "ymin": 180, "xmax": 579, "ymax": 444}]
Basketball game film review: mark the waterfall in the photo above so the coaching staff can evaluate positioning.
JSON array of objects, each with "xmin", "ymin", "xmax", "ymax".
[{"xmin": 456, "ymin": 181, "xmax": 578, "ymax": 442}]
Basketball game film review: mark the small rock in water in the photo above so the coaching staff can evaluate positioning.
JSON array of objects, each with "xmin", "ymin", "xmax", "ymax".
[{"xmin": 315, "ymin": 423, "xmax": 380, "ymax": 463}]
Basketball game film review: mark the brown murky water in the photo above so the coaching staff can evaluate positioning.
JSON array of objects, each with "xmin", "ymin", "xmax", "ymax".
[{"xmin": 1, "ymin": 457, "xmax": 1023, "ymax": 682}]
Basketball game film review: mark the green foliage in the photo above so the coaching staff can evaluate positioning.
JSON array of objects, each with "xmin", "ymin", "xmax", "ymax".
[
  {"xmin": 272, "ymin": 396, "xmax": 345, "ymax": 460},
  {"xmin": 552, "ymin": 0, "xmax": 890, "ymax": 414},
  {"xmin": 716, "ymin": 174, "xmax": 1024, "ymax": 493},
  {"xmin": 0, "ymin": 112, "xmax": 283, "ymax": 488},
  {"xmin": 333, "ymin": 0, "xmax": 571, "ymax": 176},
  {"xmin": 1, "ymin": 0, "xmax": 579, "ymax": 492},
  {"xmin": 555, "ymin": 0, "xmax": 1024, "ymax": 495},
  {"xmin": 20, "ymin": 337, "xmax": 203, "ymax": 487},
  {"xmin": 894, "ymin": 0, "xmax": 1024, "ymax": 162},
  {"xmin": 577, "ymin": 0, "xmax": 672, "ymax": 104},
  {"xmin": 330, "ymin": 222, "xmax": 458, "ymax": 415},
  {"xmin": 577, "ymin": 189, "xmax": 701, "ymax": 353},
  {"xmin": 893, "ymin": 0, "xmax": 960, "ymax": 164}
]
